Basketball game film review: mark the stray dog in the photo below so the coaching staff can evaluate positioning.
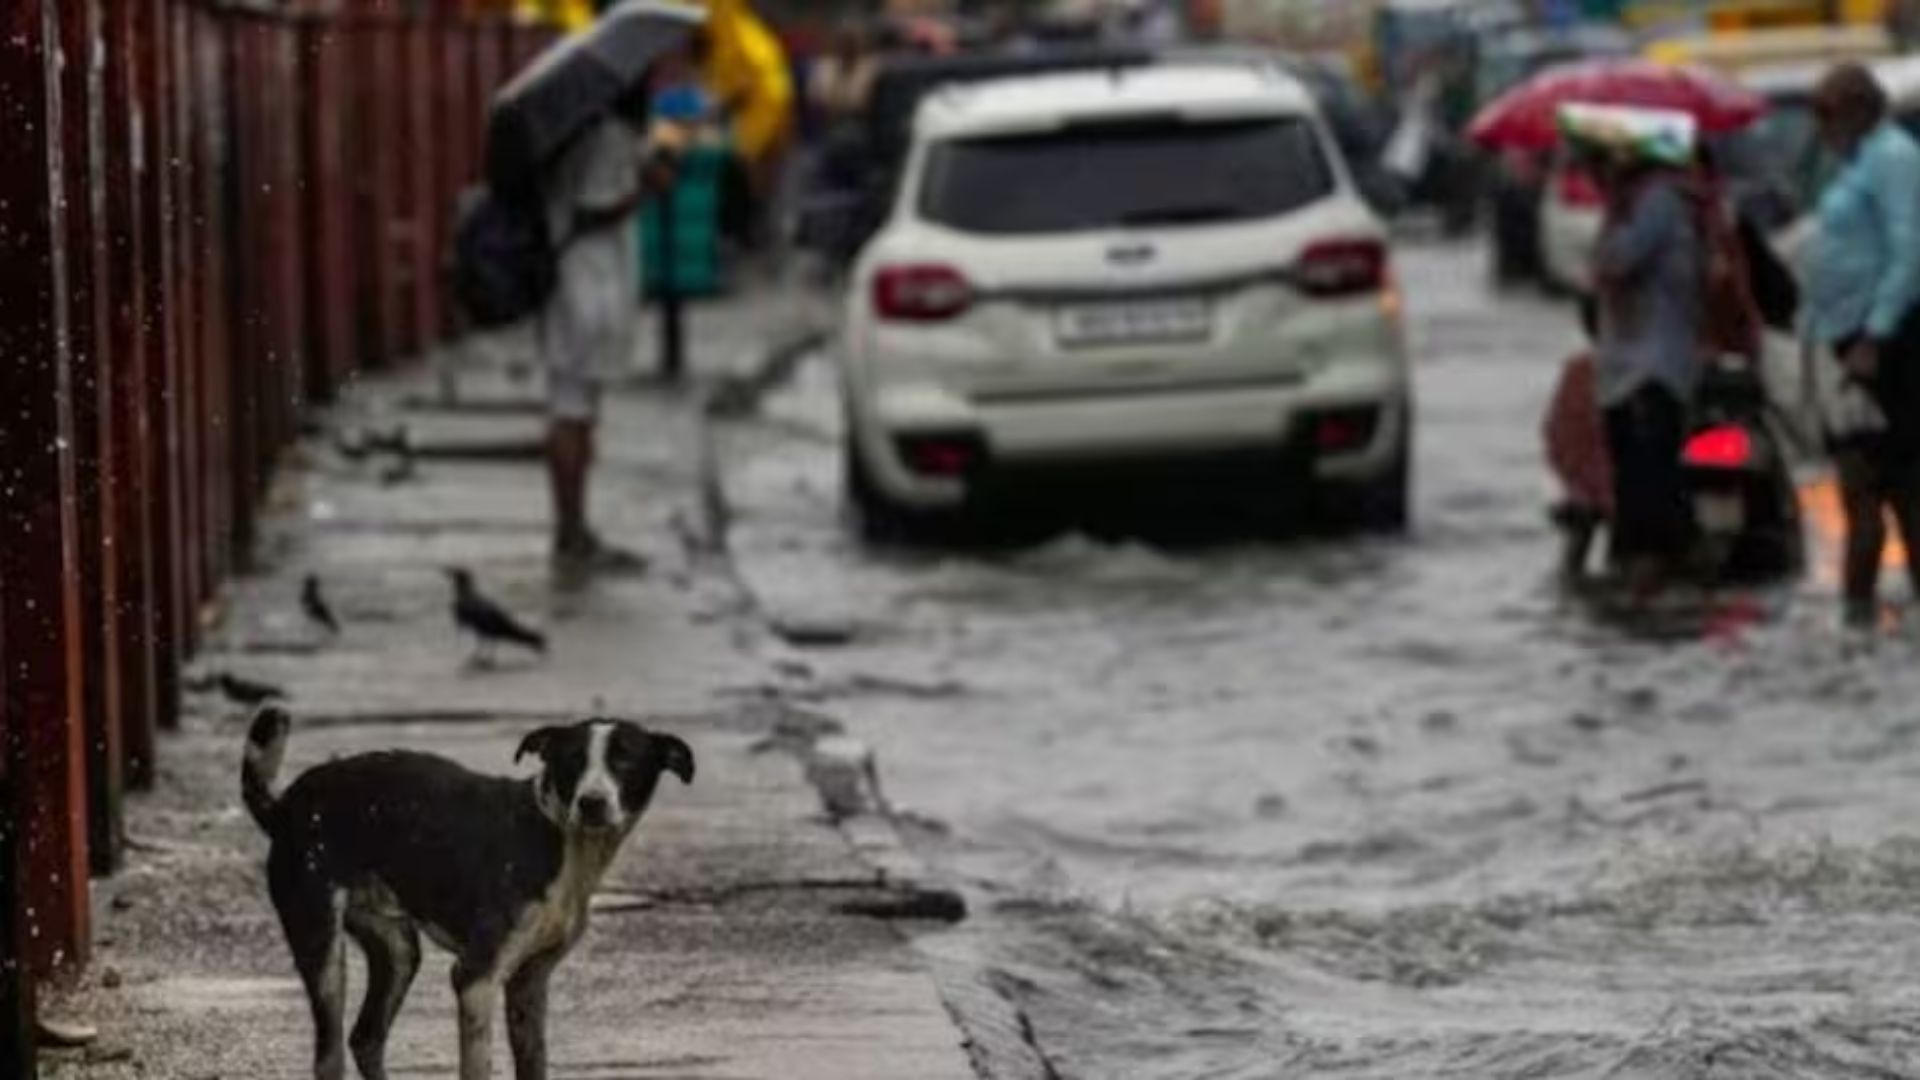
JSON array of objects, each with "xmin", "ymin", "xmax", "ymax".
[{"xmin": 243, "ymin": 707, "xmax": 694, "ymax": 1080}]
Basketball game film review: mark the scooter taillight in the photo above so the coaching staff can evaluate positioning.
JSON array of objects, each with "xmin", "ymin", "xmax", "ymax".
[{"xmin": 1683, "ymin": 425, "xmax": 1754, "ymax": 470}]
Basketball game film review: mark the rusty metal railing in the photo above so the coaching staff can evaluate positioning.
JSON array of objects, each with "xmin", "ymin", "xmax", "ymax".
[{"xmin": 0, "ymin": 1, "xmax": 552, "ymax": 1062}]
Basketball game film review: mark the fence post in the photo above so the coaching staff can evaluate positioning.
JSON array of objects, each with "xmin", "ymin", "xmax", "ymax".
[
  {"xmin": 225, "ymin": 17, "xmax": 266, "ymax": 562},
  {"xmin": 0, "ymin": 0, "xmax": 96, "ymax": 978},
  {"xmin": 139, "ymin": 0, "xmax": 186, "ymax": 731},
  {"xmin": 167, "ymin": 0, "xmax": 206, "ymax": 649},
  {"xmin": 1, "ymin": 579, "xmax": 35, "ymax": 1080},
  {"xmin": 301, "ymin": 17, "xmax": 354, "ymax": 400},
  {"xmin": 408, "ymin": 17, "xmax": 442, "ymax": 356},
  {"xmin": 272, "ymin": 19, "xmax": 306, "ymax": 450},
  {"xmin": 0, "ymin": 629, "xmax": 33, "ymax": 1076},
  {"xmin": 186, "ymin": 7, "xmax": 227, "ymax": 598},
  {"xmin": 58, "ymin": 0, "xmax": 126, "ymax": 881},
  {"xmin": 369, "ymin": 17, "xmax": 404, "ymax": 366},
  {"xmin": 442, "ymin": 21, "xmax": 474, "ymax": 340},
  {"xmin": 102, "ymin": 0, "xmax": 159, "ymax": 792}
]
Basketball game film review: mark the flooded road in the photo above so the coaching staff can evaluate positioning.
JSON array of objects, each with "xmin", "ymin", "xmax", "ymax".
[{"xmin": 719, "ymin": 242, "xmax": 1920, "ymax": 1078}]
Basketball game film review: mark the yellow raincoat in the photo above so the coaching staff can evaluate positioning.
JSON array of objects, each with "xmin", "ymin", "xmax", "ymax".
[
  {"xmin": 514, "ymin": 0, "xmax": 597, "ymax": 30},
  {"xmin": 517, "ymin": 0, "xmax": 791, "ymax": 169},
  {"xmin": 697, "ymin": 0, "xmax": 793, "ymax": 168}
]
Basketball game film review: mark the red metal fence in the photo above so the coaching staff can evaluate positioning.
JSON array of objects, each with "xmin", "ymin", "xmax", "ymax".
[{"xmin": 0, "ymin": 0, "xmax": 550, "ymax": 1060}]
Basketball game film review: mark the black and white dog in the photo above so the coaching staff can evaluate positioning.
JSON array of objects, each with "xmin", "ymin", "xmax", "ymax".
[{"xmin": 242, "ymin": 707, "xmax": 694, "ymax": 1080}]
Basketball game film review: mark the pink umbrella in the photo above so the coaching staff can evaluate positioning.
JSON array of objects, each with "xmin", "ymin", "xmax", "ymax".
[{"xmin": 1468, "ymin": 59, "xmax": 1767, "ymax": 151}]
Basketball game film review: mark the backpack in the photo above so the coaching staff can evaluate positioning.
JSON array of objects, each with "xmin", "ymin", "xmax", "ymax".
[
  {"xmin": 1683, "ymin": 178, "xmax": 1763, "ymax": 363},
  {"xmin": 450, "ymin": 183, "xmax": 555, "ymax": 329}
]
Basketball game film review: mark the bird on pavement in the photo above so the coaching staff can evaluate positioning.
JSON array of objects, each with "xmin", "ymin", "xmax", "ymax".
[
  {"xmin": 333, "ymin": 427, "xmax": 371, "ymax": 462},
  {"xmin": 301, "ymin": 574, "xmax": 341, "ymax": 636},
  {"xmin": 216, "ymin": 673, "xmax": 288, "ymax": 707},
  {"xmin": 378, "ymin": 447, "xmax": 417, "ymax": 487},
  {"xmin": 444, "ymin": 567, "xmax": 547, "ymax": 663},
  {"xmin": 370, "ymin": 424, "xmax": 416, "ymax": 486},
  {"xmin": 366, "ymin": 423, "xmax": 411, "ymax": 457}
]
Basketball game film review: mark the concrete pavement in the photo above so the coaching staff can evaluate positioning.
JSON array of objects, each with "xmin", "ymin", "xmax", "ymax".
[{"xmin": 36, "ymin": 289, "xmax": 984, "ymax": 1080}]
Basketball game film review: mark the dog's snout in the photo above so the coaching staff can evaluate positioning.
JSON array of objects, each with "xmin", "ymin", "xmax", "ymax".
[{"xmin": 575, "ymin": 792, "xmax": 613, "ymax": 827}]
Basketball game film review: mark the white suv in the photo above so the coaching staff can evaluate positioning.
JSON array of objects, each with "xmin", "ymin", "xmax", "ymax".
[{"xmin": 839, "ymin": 63, "xmax": 1412, "ymax": 534}]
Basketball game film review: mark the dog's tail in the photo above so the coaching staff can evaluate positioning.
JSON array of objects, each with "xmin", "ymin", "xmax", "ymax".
[{"xmin": 242, "ymin": 706, "xmax": 292, "ymax": 831}]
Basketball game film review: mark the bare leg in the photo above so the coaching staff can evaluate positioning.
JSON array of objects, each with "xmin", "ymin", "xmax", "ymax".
[
  {"xmin": 1838, "ymin": 448, "xmax": 1888, "ymax": 626},
  {"xmin": 549, "ymin": 418, "xmax": 595, "ymax": 555},
  {"xmin": 1885, "ymin": 456, "xmax": 1920, "ymax": 604},
  {"xmin": 1555, "ymin": 505, "xmax": 1601, "ymax": 583}
]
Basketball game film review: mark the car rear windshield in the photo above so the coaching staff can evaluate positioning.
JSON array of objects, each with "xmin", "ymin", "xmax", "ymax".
[{"xmin": 918, "ymin": 116, "xmax": 1335, "ymax": 235}]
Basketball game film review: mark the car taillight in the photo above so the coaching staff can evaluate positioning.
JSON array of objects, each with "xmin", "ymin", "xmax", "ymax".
[
  {"xmin": 1294, "ymin": 238, "xmax": 1388, "ymax": 298},
  {"xmin": 873, "ymin": 264, "xmax": 972, "ymax": 322},
  {"xmin": 1556, "ymin": 166, "xmax": 1604, "ymax": 209},
  {"xmin": 897, "ymin": 434, "xmax": 981, "ymax": 478},
  {"xmin": 1314, "ymin": 408, "xmax": 1378, "ymax": 453},
  {"xmin": 1683, "ymin": 425, "xmax": 1753, "ymax": 470}
]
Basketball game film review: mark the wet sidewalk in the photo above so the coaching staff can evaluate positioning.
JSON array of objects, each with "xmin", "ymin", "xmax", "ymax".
[{"xmin": 39, "ymin": 287, "xmax": 980, "ymax": 1080}]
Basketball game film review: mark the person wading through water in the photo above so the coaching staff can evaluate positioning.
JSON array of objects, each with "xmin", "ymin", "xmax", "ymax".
[
  {"xmin": 1806, "ymin": 63, "xmax": 1920, "ymax": 631},
  {"xmin": 1582, "ymin": 108, "xmax": 1707, "ymax": 604}
]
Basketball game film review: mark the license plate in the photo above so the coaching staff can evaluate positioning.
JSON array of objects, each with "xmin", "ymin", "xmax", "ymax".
[
  {"xmin": 1055, "ymin": 298, "xmax": 1211, "ymax": 348},
  {"xmin": 1695, "ymin": 492, "xmax": 1745, "ymax": 533}
]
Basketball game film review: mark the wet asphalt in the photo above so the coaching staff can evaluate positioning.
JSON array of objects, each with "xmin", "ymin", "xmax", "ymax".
[{"xmin": 717, "ymin": 240, "xmax": 1920, "ymax": 1079}]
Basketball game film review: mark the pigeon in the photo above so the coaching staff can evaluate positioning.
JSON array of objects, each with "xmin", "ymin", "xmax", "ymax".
[
  {"xmin": 216, "ymin": 673, "xmax": 288, "ymax": 707},
  {"xmin": 301, "ymin": 574, "xmax": 340, "ymax": 636},
  {"xmin": 366, "ymin": 424, "xmax": 412, "ymax": 457},
  {"xmin": 444, "ymin": 567, "xmax": 547, "ymax": 662},
  {"xmin": 333, "ymin": 427, "xmax": 371, "ymax": 462},
  {"xmin": 378, "ymin": 443, "xmax": 417, "ymax": 487}
]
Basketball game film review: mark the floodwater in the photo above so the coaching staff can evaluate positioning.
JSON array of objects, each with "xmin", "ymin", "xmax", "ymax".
[{"xmin": 721, "ymin": 243, "xmax": 1920, "ymax": 1079}]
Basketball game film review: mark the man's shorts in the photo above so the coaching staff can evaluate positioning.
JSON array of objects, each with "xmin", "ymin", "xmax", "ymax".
[
  {"xmin": 546, "ymin": 346, "xmax": 602, "ymax": 423},
  {"xmin": 542, "ymin": 233, "xmax": 637, "ymax": 423},
  {"xmin": 540, "ymin": 305, "xmax": 622, "ymax": 423}
]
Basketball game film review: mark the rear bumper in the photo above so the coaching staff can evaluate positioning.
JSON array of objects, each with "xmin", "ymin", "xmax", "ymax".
[{"xmin": 849, "ymin": 356, "xmax": 1410, "ymax": 509}]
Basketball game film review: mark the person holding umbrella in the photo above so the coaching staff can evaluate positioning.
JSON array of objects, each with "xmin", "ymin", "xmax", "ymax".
[
  {"xmin": 1805, "ymin": 63, "xmax": 1920, "ymax": 631},
  {"xmin": 1471, "ymin": 66, "xmax": 1770, "ymax": 602},
  {"xmin": 542, "ymin": 87, "xmax": 689, "ymax": 577},
  {"xmin": 487, "ymin": 1, "xmax": 703, "ymax": 577},
  {"xmin": 1563, "ymin": 104, "xmax": 1707, "ymax": 602}
]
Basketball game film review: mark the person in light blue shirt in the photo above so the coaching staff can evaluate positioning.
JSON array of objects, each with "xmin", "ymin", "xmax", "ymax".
[
  {"xmin": 1808, "ymin": 63, "xmax": 1920, "ymax": 629},
  {"xmin": 1806, "ymin": 96, "xmax": 1920, "ymax": 353}
]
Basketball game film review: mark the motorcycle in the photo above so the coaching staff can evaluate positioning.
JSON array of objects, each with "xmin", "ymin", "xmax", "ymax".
[{"xmin": 1678, "ymin": 354, "xmax": 1804, "ymax": 584}]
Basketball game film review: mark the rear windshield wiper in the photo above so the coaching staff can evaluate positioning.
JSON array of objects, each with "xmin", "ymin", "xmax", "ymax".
[{"xmin": 1116, "ymin": 204, "xmax": 1243, "ymax": 226}]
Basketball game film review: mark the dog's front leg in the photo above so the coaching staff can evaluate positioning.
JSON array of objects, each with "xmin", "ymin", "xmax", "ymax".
[
  {"xmin": 505, "ymin": 950, "xmax": 562, "ymax": 1080},
  {"xmin": 451, "ymin": 963, "xmax": 500, "ymax": 1080}
]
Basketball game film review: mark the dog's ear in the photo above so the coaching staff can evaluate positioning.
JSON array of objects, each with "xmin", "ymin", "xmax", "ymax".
[
  {"xmin": 651, "ymin": 733, "xmax": 695, "ymax": 785},
  {"xmin": 515, "ymin": 725, "xmax": 567, "ymax": 765}
]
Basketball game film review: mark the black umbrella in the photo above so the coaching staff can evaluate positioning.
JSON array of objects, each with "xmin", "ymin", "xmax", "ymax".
[{"xmin": 486, "ymin": 0, "xmax": 706, "ymax": 190}]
